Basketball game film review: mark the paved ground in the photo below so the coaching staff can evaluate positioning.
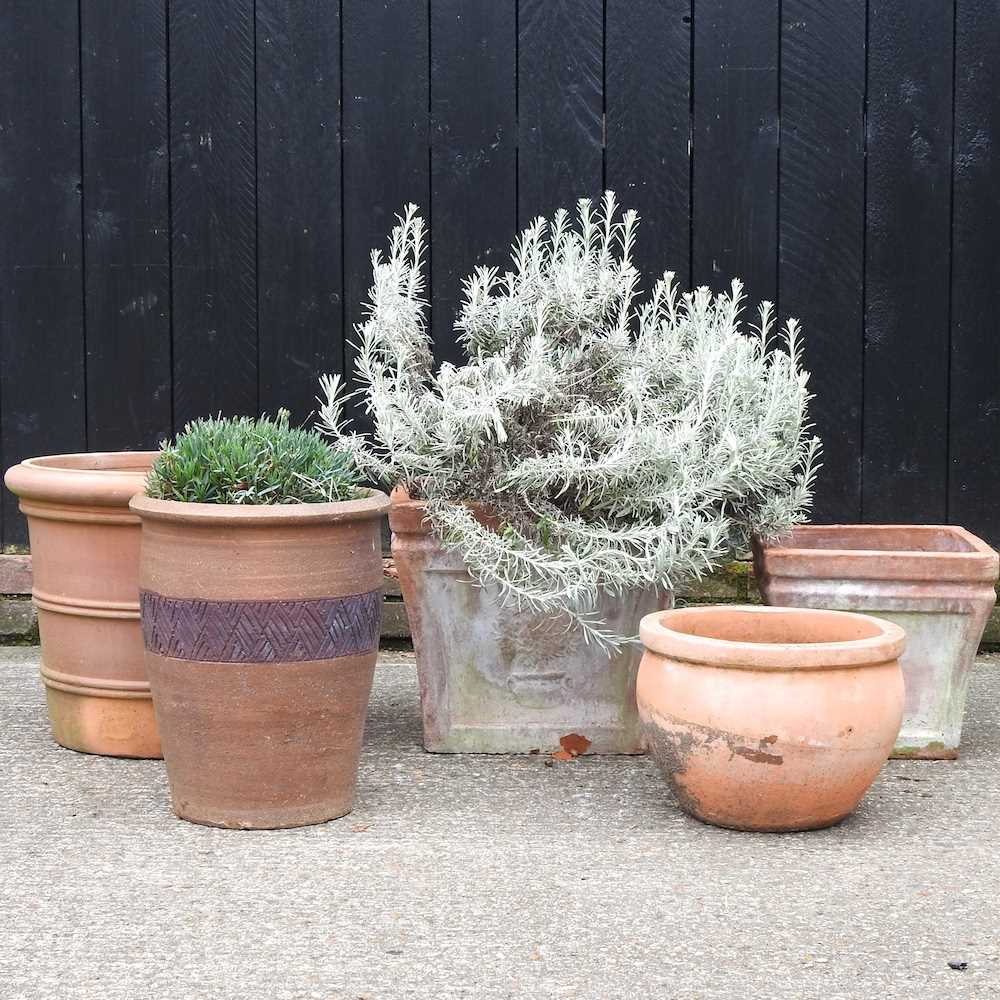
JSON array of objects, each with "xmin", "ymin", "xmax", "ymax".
[{"xmin": 2, "ymin": 648, "xmax": 999, "ymax": 1000}]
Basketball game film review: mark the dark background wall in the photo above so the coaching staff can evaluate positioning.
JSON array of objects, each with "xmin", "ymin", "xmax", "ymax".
[{"xmin": 1, "ymin": 0, "xmax": 998, "ymax": 547}]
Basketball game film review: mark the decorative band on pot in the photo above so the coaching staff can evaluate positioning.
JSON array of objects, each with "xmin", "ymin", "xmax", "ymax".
[{"xmin": 139, "ymin": 590, "xmax": 382, "ymax": 663}]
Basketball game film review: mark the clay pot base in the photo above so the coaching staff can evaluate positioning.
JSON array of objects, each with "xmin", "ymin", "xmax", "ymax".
[
  {"xmin": 171, "ymin": 801, "xmax": 356, "ymax": 831},
  {"xmin": 45, "ymin": 686, "xmax": 161, "ymax": 759}
]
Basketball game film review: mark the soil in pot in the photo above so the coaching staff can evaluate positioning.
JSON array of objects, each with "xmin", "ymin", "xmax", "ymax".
[
  {"xmin": 390, "ymin": 495, "xmax": 669, "ymax": 754},
  {"xmin": 131, "ymin": 491, "xmax": 389, "ymax": 829},
  {"xmin": 754, "ymin": 525, "xmax": 999, "ymax": 759},
  {"xmin": 4, "ymin": 452, "xmax": 160, "ymax": 758},
  {"xmin": 637, "ymin": 605, "xmax": 905, "ymax": 832}
]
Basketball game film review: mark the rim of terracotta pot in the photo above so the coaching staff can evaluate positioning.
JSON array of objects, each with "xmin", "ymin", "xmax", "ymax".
[
  {"xmin": 388, "ymin": 487, "xmax": 500, "ymax": 534},
  {"xmin": 756, "ymin": 524, "xmax": 999, "ymax": 582},
  {"xmin": 639, "ymin": 604, "xmax": 905, "ymax": 671},
  {"xmin": 5, "ymin": 452, "xmax": 157, "ymax": 508},
  {"xmin": 130, "ymin": 488, "xmax": 389, "ymax": 526}
]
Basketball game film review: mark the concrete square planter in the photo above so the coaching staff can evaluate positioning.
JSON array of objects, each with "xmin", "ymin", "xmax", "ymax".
[
  {"xmin": 754, "ymin": 525, "xmax": 998, "ymax": 758},
  {"xmin": 390, "ymin": 497, "xmax": 669, "ymax": 754}
]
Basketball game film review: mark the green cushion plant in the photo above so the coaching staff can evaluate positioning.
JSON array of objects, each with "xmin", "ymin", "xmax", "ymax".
[{"xmin": 147, "ymin": 410, "xmax": 359, "ymax": 505}]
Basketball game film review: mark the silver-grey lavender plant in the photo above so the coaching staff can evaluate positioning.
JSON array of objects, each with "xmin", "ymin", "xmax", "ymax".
[{"xmin": 319, "ymin": 193, "xmax": 821, "ymax": 649}]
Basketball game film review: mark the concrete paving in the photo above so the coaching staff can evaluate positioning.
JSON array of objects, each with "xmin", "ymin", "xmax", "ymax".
[{"xmin": 2, "ymin": 647, "xmax": 999, "ymax": 1000}]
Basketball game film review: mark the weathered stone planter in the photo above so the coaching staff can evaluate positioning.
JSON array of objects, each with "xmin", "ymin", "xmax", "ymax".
[
  {"xmin": 390, "ymin": 496, "xmax": 669, "ymax": 754},
  {"xmin": 131, "ymin": 491, "xmax": 389, "ymax": 829},
  {"xmin": 754, "ymin": 525, "xmax": 999, "ymax": 759},
  {"xmin": 4, "ymin": 452, "xmax": 160, "ymax": 758},
  {"xmin": 637, "ymin": 605, "xmax": 905, "ymax": 832}
]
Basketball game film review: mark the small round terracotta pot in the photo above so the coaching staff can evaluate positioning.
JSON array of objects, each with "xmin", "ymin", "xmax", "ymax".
[
  {"xmin": 4, "ymin": 452, "xmax": 160, "ymax": 758},
  {"xmin": 637, "ymin": 605, "xmax": 906, "ymax": 832},
  {"xmin": 130, "ymin": 490, "xmax": 389, "ymax": 829}
]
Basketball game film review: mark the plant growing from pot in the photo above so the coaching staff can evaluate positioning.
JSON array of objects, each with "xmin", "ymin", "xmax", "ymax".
[
  {"xmin": 131, "ymin": 411, "xmax": 389, "ymax": 829},
  {"xmin": 318, "ymin": 193, "xmax": 821, "ymax": 754},
  {"xmin": 4, "ymin": 451, "xmax": 161, "ymax": 758}
]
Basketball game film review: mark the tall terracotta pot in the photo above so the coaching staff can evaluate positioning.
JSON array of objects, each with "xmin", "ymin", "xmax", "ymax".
[
  {"xmin": 4, "ymin": 452, "xmax": 160, "ymax": 758},
  {"xmin": 637, "ymin": 605, "xmax": 906, "ymax": 832},
  {"xmin": 131, "ymin": 491, "xmax": 389, "ymax": 829},
  {"xmin": 390, "ymin": 494, "xmax": 669, "ymax": 754},
  {"xmin": 754, "ymin": 525, "xmax": 999, "ymax": 758}
]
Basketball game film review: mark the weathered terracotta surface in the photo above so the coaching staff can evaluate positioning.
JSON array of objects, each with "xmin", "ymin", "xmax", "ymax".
[
  {"xmin": 754, "ymin": 525, "xmax": 999, "ymax": 758},
  {"xmin": 131, "ymin": 491, "xmax": 389, "ymax": 829},
  {"xmin": 390, "ymin": 496, "xmax": 670, "ymax": 754},
  {"xmin": 4, "ymin": 452, "xmax": 160, "ymax": 758},
  {"xmin": 637, "ymin": 605, "xmax": 905, "ymax": 832}
]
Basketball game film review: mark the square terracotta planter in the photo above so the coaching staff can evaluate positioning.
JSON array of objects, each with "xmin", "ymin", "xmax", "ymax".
[
  {"xmin": 390, "ymin": 497, "xmax": 669, "ymax": 754},
  {"xmin": 754, "ymin": 525, "xmax": 998, "ymax": 759}
]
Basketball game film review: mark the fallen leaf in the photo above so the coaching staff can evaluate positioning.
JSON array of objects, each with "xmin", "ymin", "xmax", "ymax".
[
  {"xmin": 551, "ymin": 749, "xmax": 575, "ymax": 762},
  {"xmin": 351, "ymin": 823, "xmax": 371, "ymax": 833},
  {"xmin": 559, "ymin": 732, "xmax": 592, "ymax": 757}
]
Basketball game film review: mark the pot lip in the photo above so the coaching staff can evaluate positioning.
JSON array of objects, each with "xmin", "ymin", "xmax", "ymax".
[
  {"xmin": 755, "ymin": 524, "xmax": 999, "ymax": 582},
  {"xmin": 388, "ymin": 488, "xmax": 500, "ymax": 533},
  {"xmin": 5, "ymin": 451, "xmax": 157, "ymax": 507},
  {"xmin": 130, "ymin": 488, "xmax": 390, "ymax": 525},
  {"xmin": 639, "ymin": 604, "xmax": 906, "ymax": 671}
]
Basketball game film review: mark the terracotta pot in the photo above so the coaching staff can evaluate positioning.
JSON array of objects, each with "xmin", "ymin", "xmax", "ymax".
[
  {"xmin": 131, "ymin": 490, "xmax": 389, "ymax": 829},
  {"xmin": 754, "ymin": 525, "xmax": 999, "ymax": 759},
  {"xmin": 390, "ymin": 494, "xmax": 670, "ymax": 754},
  {"xmin": 637, "ymin": 605, "xmax": 905, "ymax": 832},
  {"xmin": 4, "ymin": 452, "xmax": 160, "ymax": 758}
]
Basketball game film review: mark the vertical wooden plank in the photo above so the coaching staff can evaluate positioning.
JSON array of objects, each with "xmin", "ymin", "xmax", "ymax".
[
  {"xmin": 692, "ymin": 0, "xmax": 779, "ymax": 303},
  {"xmin": 430, "ymin": 1, "xmax": 516, "ymax": 367},
  {"xmin": 863, "ymin": 1, "xmax": 953, "ymax": 522},
  {"xmin": 256, "ymin": 0, "xmax": 343, "ymax": 423},
  {"xmin": 779, "ymin": 1, "xmax": 866, "ymax": 523},
  {"xmin": 605, "ymin": 0, "xmax": 691, "ymax": 286},
  {"xmin": 0, "ymin": 3, "xmax": 86, "ymax": 547},
  {"xmin": 169, "ymin": 0, "xmax": 257, "ymax": 427},
  {"xmin": 517, "ymin": 0, "xmax": 603, "ymax": 225},
  {"xmin": 342, "ymin": 1, "xmax": 429, "ymax": 425},
  {"xmin": 81, "ymin": 0, "xmax": 171, "ymax": 451},
  {"xmin": 949, "ymin": 0, "xmax": 1000, "ymax": 544}
]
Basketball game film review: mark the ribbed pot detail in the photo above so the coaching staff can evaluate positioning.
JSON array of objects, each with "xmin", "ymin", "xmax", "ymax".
[
  {"xmin": 131, "ymin": 491, "xmax": 389, "ymax": 830},
  {"xmin": 637, "ymin": 605, "xmax": 906, "ymax": 832},
  {"xmin": 4, "ymin": 452, "xmax": 160, "ymax": 758},
  {"xmin": 139, "ymin": 591, "xmax": 382, "ymax": 662},
  {"xmin": 754, "ymin": 525, "xmax": 999, "ymax": 758},
  {"xmin": 390, "ymin": 495, "xmax": 670, "ymax": 754}
]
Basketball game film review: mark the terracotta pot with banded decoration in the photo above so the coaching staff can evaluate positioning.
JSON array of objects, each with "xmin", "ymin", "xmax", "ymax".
[{"xmin": 131, "ymin": 490, "xmax": 389, "ymax": 829}]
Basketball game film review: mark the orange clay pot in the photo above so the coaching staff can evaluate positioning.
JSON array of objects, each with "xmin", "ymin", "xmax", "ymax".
[
  {"xmin": 637, "ymin": 605, "xmax": 905, "ymax": 832},
  {"xmin": 130, "ymin": 491, "xmax": 389, "ymax": 829},
  {"xmin": 4, "ymin": 452, "xmax": 160, "ymax": 758}
]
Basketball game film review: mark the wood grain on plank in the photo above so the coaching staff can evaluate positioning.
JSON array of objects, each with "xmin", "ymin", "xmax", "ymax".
[
  {"xmin": 342, "ymin": 0, "xmax": 429, "ymax": 429},
  {"xmin": 81, "ymin": 0, "xmax": 171, "ymax": 451},
  {"xmin": 949, "ymin": 0, "xmax": 1000, "ymax": 544},
  {"xmin": 517, "ymin": 0, "xmax": 603, "ymax": 226},
  {"xmin": 256, "ymin": 0, "xmax": 343, "ymax": 424},
  {"xmin": 169, "ymin": 0, "xmax": 257, "ymax": 427},
  {"xmin": 863, "ymin": 0, "xmax": 953, "ymax": 522},
  {"xmin": 0, "ymin": 3, "xmax": 86, "ymax": 546},
  {"xmin": 692, "ymin": 0, "xmax": 779, "ymax": 304},
  {"xmin": 606, "ymin": 0, "xmax": 692, "ymax": 287},
  {"xmin": 779, "ymin": 0, "xmax": 866, "ymax": 522},
  {"xmin": 430, "ymin": 1, "xmax": 517, "ymax": 367}
]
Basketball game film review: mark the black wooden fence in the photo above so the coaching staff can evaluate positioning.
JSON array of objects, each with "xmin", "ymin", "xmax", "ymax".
[{"xmin": 1, "ymin": 1, "xmax": 998, "ymax": 547}]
